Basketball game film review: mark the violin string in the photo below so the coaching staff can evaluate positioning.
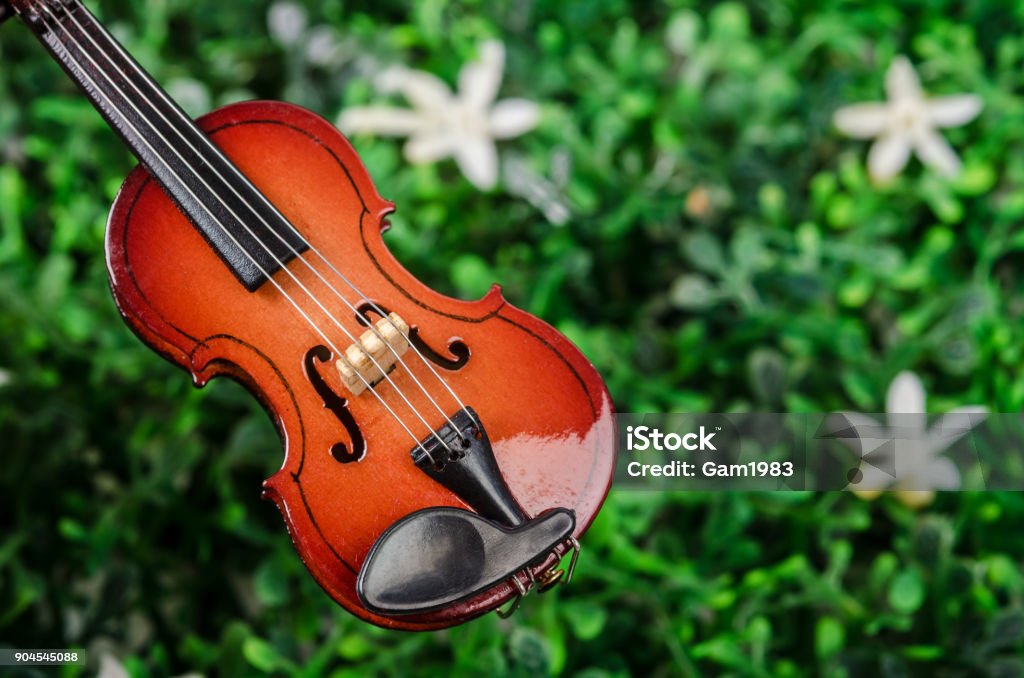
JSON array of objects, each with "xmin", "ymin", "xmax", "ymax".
[
  {"xmin": 35, "ymin": 4, "xmax": 444, "ymax": 462},
  {"xmin": 47, "ymin": 1, "xmax": 463, "ymax": 455},
  {"xmin": 58, "ymin": 0, "xmax": 470, "ymax": 422},
  {"xmin": 44, "ymin": 2, "xmax": 464, "ymax": 453}
]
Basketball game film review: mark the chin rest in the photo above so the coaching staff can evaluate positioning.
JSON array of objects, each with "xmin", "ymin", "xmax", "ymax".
[{"xmin": 357, "ymin": 506, "xmax": 575, "ymax": 615}]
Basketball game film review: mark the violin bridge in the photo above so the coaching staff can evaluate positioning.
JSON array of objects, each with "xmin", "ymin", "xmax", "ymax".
[{"xmin": 336, "ymin": 313, "xmax": 410, "ymax": 396}]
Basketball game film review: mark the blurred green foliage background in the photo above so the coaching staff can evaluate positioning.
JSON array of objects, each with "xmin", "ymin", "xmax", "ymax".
[{"xmin": 3, "ymin": 0, "xmax": 1024, "ymax": 675}]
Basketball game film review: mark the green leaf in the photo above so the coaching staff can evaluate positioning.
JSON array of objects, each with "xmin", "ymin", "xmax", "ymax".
[
  {"xmin": 889, "ymin": 570, "xmax": 925, "ymax": 615},
  {"xmin": 670, "ymin": 274, "xmax": 719, "ymax": 309},
  {"xmin": 564, "ymin": 601, "xmax": 608, "ymax": 640},
  {"xmin": 337, "ymin": 633, "xmax": 374, "ymax": 661},
  {"xmin": 58, "ymin": 518, "xmax": 88, "ymax": 542},
  {"xmin": 730, "ymin": 226, "xmax": 770, "ymax": 273},
  {"xmin": 253, "ymin": 559, "xmax": 288, "ymax": 607},
  {"xmin": 758, "ymin": 183, "xmax": 787, "ymax": 222},
  {"xmin": 684, "ymin": 232, "xmax": 726, "ymax": 273},
  {"xmin": 508, "ymin": 628, "xmax": 551, "ymax": 676},
  {"xmin": 749, "ymin": 348, "xmax": 786, "ymax": 403},
  {"xmin": 840, "ymin": 369, "xmax": 876, "ymax": 410},
  {"xmin": 901, "ymin": 645, "xmax": 943, "ymax": 660},
  {"xmin": 708, "ymin": 2, "xmax": 750, "ymax": 41},
  {"xmin": 826, "ymin": 194, "xmax": 855, "ymax": 229},
  {"xmin": 952, "ymin": 160, "xmax": 995, "ymax": 196},
  {"xmin": 838, "ymin": 272, "xmax": 873, "ymax": 307},
  {"xmin": 450, "ymin": 254, "xmax": 494, "ymax": 300},
  {"xmin": 912, "ymin": 516, "xmax": 954, "ymax": 565},
  {"xmin": 242, "ymin": 637, "xmax": 280, "ymax": 673},
  {"xmin": 816, "ymin": 616, "xmax": 845, "ymax": 659},
  {"xmin": 665, "ymin": 10, "xmax": 701, "ymax": 55},
  {"xmin": 987, "ymin": 611, "xmax": 1024, "ymax": 651}
]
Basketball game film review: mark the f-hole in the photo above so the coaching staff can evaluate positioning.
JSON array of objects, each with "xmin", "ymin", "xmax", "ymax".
[
  {"xmin": 303, "ymin": 345, "xmax": 365, "ymax": 463},
  {"xmin": 354, "ymin": 302, "xmax": 470, "ymax": 371}
]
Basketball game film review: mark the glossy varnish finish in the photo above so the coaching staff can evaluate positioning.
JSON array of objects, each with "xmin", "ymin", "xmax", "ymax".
[{"xmin": 106, "ymin": 101, "xmax": 616, "ymax": 629}]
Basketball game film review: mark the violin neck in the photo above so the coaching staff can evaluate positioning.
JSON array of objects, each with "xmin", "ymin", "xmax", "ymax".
[{"xmin": 9, "ymin": 0, "xmax": 308, "ymax": 291}]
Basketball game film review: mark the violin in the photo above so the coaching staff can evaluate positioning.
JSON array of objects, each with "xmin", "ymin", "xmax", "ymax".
[{"xmin": 4, "ymin": 0, "xmax": 615, "ymax": 629}]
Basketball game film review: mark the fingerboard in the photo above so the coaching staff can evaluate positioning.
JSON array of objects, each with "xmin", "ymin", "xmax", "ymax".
[{"xmin": 9, "ymin": 0, "xmax": 308, "ymax": 291}]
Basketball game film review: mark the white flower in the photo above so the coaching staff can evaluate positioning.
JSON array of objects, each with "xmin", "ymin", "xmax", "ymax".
[
  {"xmin": 503, "ymin": 154, "xmax": 572, "ymax": 225},
  {"xmin": 305, "ymin": 26, "xmax": 341, "ymax": 67},
  {"xmin": 267, "ymin": 2, "xmax": 307, "ymax": 47},
  {"xmin": 0, "ymin": 368, "xmax": 10, "ymax": 387},
  {"xmin": 838, "ymin": 371, "xmax": 987, "ymax": 508},
  {"xmin": 833, "ymin": 56, "xmax": 982, "ymax": 182},
  {"xmin": 338, "ymin": 40, "xmax": 540, "ymax": 190},
  {"xmin": 98, "ymin": 653, "xmax": 130, "ymax": 678},
  {"xmin": 166, "ymin": 78, "xmax": 211, "ymax": 118}
]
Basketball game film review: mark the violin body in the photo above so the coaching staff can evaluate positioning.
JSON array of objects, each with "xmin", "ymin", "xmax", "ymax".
[{"xmin": 106, "ymin": 100, "xmax": 616, "ymax": 629}]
